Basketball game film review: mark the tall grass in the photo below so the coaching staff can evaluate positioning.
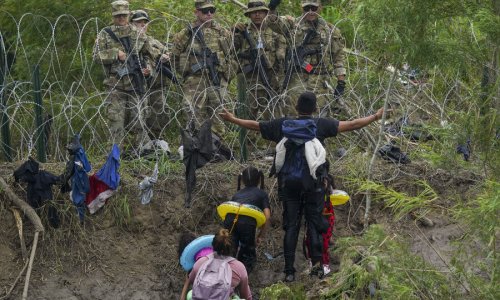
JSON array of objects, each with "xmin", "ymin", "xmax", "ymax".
[
  {"xmin": 451, "ymin": 181, "xmax": 500, "ymax": 299},
  {"xmin": 349, "ymin": 179, "xmax": 438, "ymax": 221},
  {"xmin": 324, "ymin": 225, "xmax": 458, "ymax": 299}
]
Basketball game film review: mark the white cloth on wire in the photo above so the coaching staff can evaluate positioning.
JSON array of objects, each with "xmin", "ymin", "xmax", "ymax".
[
  {"xmin": 274, "ymin": 137, "xmax": 326, "ymax": 180},
  {"xmin": 139, "ymin": 162, "xmax": 159, "ymax": 205}
]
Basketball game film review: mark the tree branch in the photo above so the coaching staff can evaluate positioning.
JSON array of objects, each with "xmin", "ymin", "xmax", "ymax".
[
  {"xmin": 0, "ymin": 177, "xmax": 44, "ymax": 300},
  {"xmin": 364, "ymin": 70, "xmax": 397, "ymax": 228}
]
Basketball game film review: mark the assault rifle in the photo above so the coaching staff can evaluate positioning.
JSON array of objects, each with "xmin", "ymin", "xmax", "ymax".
[
  {"xmin": 238, "ymin": 29, "xmax": 274, "ymax": 93},
  {"xmin": 282, "ymin": 28, "xmax": 321, "ymax": 91},
  {"xmin": 104, "ymin": 28, "xmax": 145, "ymax": 95},
  {"xmin": 155, "ymin": 60, "xmax": 180, "ymax": 85},
  {"xmin": 189, "ymin": 26, "xmax": 221, "ymax": 91}
]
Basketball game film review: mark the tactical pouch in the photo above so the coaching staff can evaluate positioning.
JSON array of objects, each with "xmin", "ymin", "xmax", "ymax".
[
  {"xmin": 116, "ymin": 65, "xmax": 131, "ymax": 78},
  {"xmin": 241, "ymin": 64, "xmax": 253, "ymax": 74}
]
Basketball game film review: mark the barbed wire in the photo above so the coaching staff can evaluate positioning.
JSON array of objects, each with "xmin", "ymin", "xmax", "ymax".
[{"xmin": 0, "ymin": 13, "xmax": 467, "ymax": 177}]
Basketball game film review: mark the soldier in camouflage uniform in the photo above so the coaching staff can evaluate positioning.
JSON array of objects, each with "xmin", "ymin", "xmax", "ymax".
[
  {"xmin": 131, "ymin": 10, "xmax": 175, "ymax": 142},
  {"xmin": 268, "ymin": 0, "xmax": 346, "ymax": 117},
  {"xmin": 93, "ymin": 1, "xmax": 153, "ymax": 150},
  {"xmin": 170, "ymin": 0, "xmax": 235, "ymax": 135},
  {"xmin": 233, "ymin": 0, "xmax": 286, "ymax": 120}
]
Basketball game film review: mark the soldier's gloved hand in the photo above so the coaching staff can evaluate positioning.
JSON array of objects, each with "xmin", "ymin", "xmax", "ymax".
[
  {"xmin": 333, "ymin": 79, "xmax": 346, "ymax": 99},
  {"xmin": 268, "ymin": 0, "xmax": 281, "ymax": 10},
  {"xmin": 118, "ymin": 50, "xmax": 126, "ymax": 61},
  {"xmin": 233, "ymin": 23, "xmax": 246, "ymax": 33}
]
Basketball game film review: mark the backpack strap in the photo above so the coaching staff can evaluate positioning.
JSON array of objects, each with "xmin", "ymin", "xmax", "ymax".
[
  {"xmin": 274, "ymin": 137, "xmax": 288, "ymax": 175},
  {"xmin": 220, "ymin": 254, "xmax": 235, "ymax": 264}
]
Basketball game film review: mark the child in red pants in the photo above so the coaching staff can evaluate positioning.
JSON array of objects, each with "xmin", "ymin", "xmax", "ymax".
[
  {"xmin": 305, "ymin": 177, "xmax": 336, "ymax": 276},
  {"xmin": 321, "ymin": 196, "xmax": 335, "ymax": 275}
]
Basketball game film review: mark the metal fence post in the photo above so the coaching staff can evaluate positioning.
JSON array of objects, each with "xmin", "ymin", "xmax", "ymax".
[
  {"xmin": 32, "ymin": 64, "xmax": 46, "ymax": 162},
  {"xmin": 236, "ymin": 74, "xmax": 248, "ymax": 162},
  {"xmin": 0, "ymin": 34, "xmax": 12, "ymax": 161}
]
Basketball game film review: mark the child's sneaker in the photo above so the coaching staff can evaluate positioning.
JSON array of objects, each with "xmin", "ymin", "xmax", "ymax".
[{"xmin": 323, "ymin": 264, "xmax": 331, "ymax": 276}]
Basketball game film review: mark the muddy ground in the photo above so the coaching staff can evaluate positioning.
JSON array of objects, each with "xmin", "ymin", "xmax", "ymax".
[{"xmin": 0, "ymin": 157, "xmax": 481, "ymax": 299}]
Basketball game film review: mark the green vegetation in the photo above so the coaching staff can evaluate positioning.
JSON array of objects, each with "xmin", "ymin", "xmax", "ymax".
[
  {"xmin": 260, "ymin": 282, "xmax": 306, "ymax": 300},
  {"xmin": 0, "ymin": 0, "xmax": 498, "ymax": 298},
  {"xmin": 350, "ymin": 179, "xmax": 438, "ymax": 221},
  {"xmin": 108, "ymin": 194, "xmax": 131, "ymax": 228},
  {"xmin": 325, "ymin": 225, "xmax": 458, "ymax": 299},
  {"xmin": 452, "ymin": 181, "xmax": 500, "ymax": 299},
  {"xmin": 260, "ymin": 224, "xmax": 493, "ymax": 299}
]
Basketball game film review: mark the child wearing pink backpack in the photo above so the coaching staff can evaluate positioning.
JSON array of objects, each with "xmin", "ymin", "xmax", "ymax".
[{"xmin": 187, "ymin": 228, "xmax": 252, "ymax": 300}]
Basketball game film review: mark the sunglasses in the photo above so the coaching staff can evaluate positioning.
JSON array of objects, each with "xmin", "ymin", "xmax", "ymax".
[
  {"xmin": 248, "ymin": 2, "xmax": 265, "ymax": 8},
  {"xmin": 199, "ymin": 7, "xmax": 216, "ymax": 15},
  {"xmin": 303, "ymin": 5, "xmax": 318, "ymax": 12}
]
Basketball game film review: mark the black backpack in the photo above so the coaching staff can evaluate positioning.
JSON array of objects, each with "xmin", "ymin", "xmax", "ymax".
[{"xmin": 279, "ymin": 119, "xmax": 318, "ymax": 189}]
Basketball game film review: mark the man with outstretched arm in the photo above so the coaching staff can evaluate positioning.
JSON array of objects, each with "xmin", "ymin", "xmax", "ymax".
[
  {"xmin": 219, "ymin": 93, "xmax": 382, "ymax": 133},
  {"xmin": 220, "ymin": 91, "xmax": 383, "ymax": 282}
]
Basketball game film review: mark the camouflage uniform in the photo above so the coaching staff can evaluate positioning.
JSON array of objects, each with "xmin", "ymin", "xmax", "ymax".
[
  {"xmin": 93, "ymin": 1, "xmax": 153, "ymax": 147},
  {"xmin": 170, "ymin": 0, "xmax": 234, "ymax": 134},
  {"xmin": 144, "ymin": 36, "xmax": 177, "ymax": 140},
  {"xmin": 131, "ymin": 10, "xmax": 176, "ymax": 140},
  {"xmin": 269, "ymin": 0, "xmax": 346, "ymax": 117},
  {"xmin": 234, "ymin": 1, "xmax": 286, "ymax": 120}
]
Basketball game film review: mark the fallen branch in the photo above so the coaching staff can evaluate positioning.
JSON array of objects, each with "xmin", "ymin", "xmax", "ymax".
[
  {"xmin": 0, "ymin": 178, "xmax": 44, "ymax": 232},
  {"xmin": 0, "ymin": 177, "xmax": 44, "ymax": 300},
  {"xmin": 10, "ymin": 207, "xmax": 28, "ymax": 261}
]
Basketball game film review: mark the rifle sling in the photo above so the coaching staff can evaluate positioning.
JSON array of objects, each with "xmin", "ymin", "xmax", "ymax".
[
  {"xmin": 282, "ymin": 29, "xmax": 319, "ymax": 89},
  {"xmin": 242, "ymin": 30, "xmax": 258, "ymax": 52},
  {"xmin": 104, "ymin": 27, "xmax": 131, "ymax": 53},
  {"xmin": 188, "ymin": 25, "xmax": 221, "ymax": 86},
  {"xmin": 242, "ymin": 30, "xmax": 270, "ymax": 69},
  {"xmin": 104, "ymin": 27, "xmax": 145, "ymax": 94}
]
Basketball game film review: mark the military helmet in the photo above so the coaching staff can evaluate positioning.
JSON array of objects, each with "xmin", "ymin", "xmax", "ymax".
[
  {"xmin": 131, "ymin": 10, "xmax": 150, "ymax": 22},
  {"xmin": 301, "ymin": 0, "xmax": 321, "ymax": 7},
  {"xmin": 244, "ymin": 1, "xmax": 269, "ymax": 16},
  {"xmin": 111, "ymin": 0, "xmax": 130, "ymax": 16},
  {"xmin": 195, "ymin": 0, "xmax": 215, "ymax": 9}
]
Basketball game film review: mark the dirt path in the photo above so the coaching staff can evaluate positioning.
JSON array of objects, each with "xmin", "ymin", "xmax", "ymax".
[{"xmin": 0, "ymin": 160, "xmax": 482, "ymax": 299}]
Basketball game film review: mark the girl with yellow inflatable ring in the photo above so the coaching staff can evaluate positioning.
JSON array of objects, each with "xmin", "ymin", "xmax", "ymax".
[{"xmin": 219, "ymin": 166, "xmax": 271, "ymax": 273}]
